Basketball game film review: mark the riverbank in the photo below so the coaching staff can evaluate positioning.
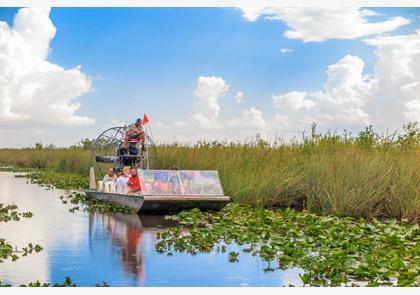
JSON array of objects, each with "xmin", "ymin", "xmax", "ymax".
[{"xmin": 1, "ymin": 124, "xmax": 419, "ymax": 221}]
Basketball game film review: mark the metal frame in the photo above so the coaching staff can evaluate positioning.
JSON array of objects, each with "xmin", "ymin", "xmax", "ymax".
[{"xmin": 90, "ymin": 126, "xmax": 158, "ymax": 177}]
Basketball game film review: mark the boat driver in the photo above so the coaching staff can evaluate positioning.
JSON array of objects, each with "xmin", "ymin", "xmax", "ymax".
[{"xmin": 123, "ymin": 118, "xmax": 146, "ymax": 163}]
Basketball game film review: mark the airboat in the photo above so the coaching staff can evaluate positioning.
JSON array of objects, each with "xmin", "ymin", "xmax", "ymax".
[{"xmin": 85, "ymin": 122, "xmax": 230, "ymax": 214}]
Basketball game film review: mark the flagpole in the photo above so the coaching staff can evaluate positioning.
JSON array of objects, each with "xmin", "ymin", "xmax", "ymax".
[
  {"xmin": 143, "ymin": 114, "xmax": 154, "ymax": 142},
  {"xmin": 147, "ymin": 124, "xmax": 153, "ymax": 141}
]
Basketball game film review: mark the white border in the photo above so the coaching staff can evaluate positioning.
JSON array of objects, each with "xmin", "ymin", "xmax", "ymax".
[
  {"xmin": 0, "ymin": 0, "xmax": 420, "ymax": 7},
  {"xmin": 2, "ymin": 286, "xmax": 420, "ymax": 294},
  {"xmin": 1, "ymin": 1, "xmax": 419, "ymax": 294}
]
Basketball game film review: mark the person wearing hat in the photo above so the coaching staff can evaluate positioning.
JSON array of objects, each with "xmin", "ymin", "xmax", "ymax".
[{"xmin": 123, "ymin": 119, "xmax": 145, "ymax": 163}]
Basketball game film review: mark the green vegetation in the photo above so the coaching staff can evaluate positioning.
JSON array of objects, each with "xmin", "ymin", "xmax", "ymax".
[
  {"xmin": 0, "ymin": 204, "xmax": 42, "ymax": 262},
  {"xmin": 2, "ymin": 169, "xmax": 132, "ymax": 214},
  {"xmin": 0, "ymin": 276, "xmax": 110, "ymax": 287},
  {"xmin": 0, "ymin": 146, "xmax": 91, "ymax": 175},
  {"xmin": 15, "ymin": 170, "xmax": 88, "ymax": 190},
  {"xmin": 1, "ymin": 123, "xmax": 418, "ymax": 221},
  {"xmin": 0, "ymin": 240, "xmax": 43, "ymax": 263},
  {"xmin": 0, "ymin": 203, "xmax": 33, "ymax": 222},
  {"xmin": 156, "ymin": 204, "xmax": 420, "ymax": 286},
  {"xmin": 0, "ymin": 123, "xmax": 418, "ymax": 286}
]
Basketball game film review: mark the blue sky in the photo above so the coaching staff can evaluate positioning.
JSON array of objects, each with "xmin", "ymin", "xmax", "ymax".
[{"xmin": 0, "ymin": 7, "xmax": 419, "ymax": 147}]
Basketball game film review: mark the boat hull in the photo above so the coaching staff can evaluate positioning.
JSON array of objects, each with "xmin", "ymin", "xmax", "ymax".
[
  {"xmin": 85, "ymin": 190, "xmax": 230, "ymax": 214},
  {"xmin": 140, "ymin": 195, "xmax": 230, "ymax": 214},
  {"xmin": 85, "ymin": 190, "xmax": 144, "ymax": 212}
]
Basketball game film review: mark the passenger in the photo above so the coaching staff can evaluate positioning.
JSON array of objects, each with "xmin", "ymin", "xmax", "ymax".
[
  {"xmin": 127, "ymin": 168, "xmax": 141, "ymax": 196},
  {"xmin": 103, "ymin": 167, "xmax": 116, "ymax": 183},
  {"xmin": 122, "ymin": 166, "xmax": 131, "ymax": 177},
  {"xmin": 116, "ymin": 166, "xmax": 131, "ymax": 194}
]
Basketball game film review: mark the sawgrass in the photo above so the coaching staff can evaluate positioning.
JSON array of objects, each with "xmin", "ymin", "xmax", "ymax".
[
  {"xmin": 156, "ymin": 139, "xmax": 419, "ymax": 222},
  {"xmin": 0, "ymin": 123, "xmax": 419, "ymax": 221}
]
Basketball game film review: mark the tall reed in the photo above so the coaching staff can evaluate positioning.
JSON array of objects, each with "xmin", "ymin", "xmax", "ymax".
[{"xmin": 1, "ymin": 123, "xmax": 419, "ymax": 221}]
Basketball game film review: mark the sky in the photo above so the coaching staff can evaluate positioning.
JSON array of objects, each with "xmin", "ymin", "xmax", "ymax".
[{"xmin": 0, "ymin": 7, "xmax": 419, "ymax": 147}]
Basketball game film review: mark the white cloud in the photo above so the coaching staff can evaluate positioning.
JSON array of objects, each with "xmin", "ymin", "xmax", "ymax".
[
  {"xmin": 228, "ymin": 107, "xmax": 269, "ymax": 131},
  {"xmin": 271, "ymin": 30, "xmax": 420, "ymax": 132},
  {"xmin": 272, "ymin": 91, "xmax": 314, "ymax": 111},
  {"xmin": 280, "ymin": 48, "xmax": 293, "ymax": 53},
  {"xmin": 363, "ymin": 30, "xmax": 420, "ymax": 127},
  {"xmin": 234, "ymin": 91, "xmax": 244, "ymax": 103},
  {"xmin": 153, "ymin": 76, "xmax": 273, "ymax": 143},
  {"xmin": 174, "ymin": 120, "xmax": 187, "ymax": 127},
  {"xmin": 240, "ymin": 8, "xmax": 409, "ymax": 42},
  {"xmin": 192, "ymin": 76, "xmax": 228, "ymax": 129},
  {"xmin": 404, "ymin": 99, "xmax": 420, "ymax": 122},
  {"xmin": 107, "ymin": 118, "xmax": 125, "ymax": 127},
  {"xmin": 0, "ymin": 8, "xmax": 94, "ymax": 128},
  {"xmin": 156, "ymin": 32, "xmax": 420, "ymax": 144},
  {"xmin": 272, "ymin": 55, "xmax": 376, "ymax": 130},
  {"xmin": 155, "ymin": 121, "xmax": 169, "ymax": 129}
]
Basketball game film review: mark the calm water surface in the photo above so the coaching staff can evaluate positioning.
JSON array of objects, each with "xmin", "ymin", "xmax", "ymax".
[{"xmin": 0, "ymin": 172, "xmax": 302, "ymax": 286}]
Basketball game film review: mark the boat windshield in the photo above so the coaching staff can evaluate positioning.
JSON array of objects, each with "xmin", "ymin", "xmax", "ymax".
[{"xmin": 138, "ymin": 170, "xmax": 224, "ymax": 196}]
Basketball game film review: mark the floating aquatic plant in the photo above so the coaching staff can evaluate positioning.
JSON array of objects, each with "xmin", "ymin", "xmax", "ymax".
[
  {"xmin": 15, "ymin": 170, "xmax": 88, "ymax": 190},
  {"xmin": 156, "ymin": 204, "xmax": 420, "ymax": 286},
  {"xmin": 8, "ymin": 171, "xmax": 131, "ymax": 214},
  {"xmin": 0, "ymin": 276, "xmax": 110, "ymax": 287},
  {"xmin": 0, "ymin": 203, "xmax": 33, "ymax": 222},
  {"xmin": 0, "ymin": 203, "xmax": 42, "ymax": 263}
]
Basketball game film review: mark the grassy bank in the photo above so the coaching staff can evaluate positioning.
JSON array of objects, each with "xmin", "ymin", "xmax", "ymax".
[{"xmin": 1, "ymin": 123, "xmax": 419, "ymax": 221}]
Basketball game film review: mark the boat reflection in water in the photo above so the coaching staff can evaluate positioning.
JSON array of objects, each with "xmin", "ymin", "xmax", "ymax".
[
  {"xmin": 88, "ymin": 212, "xmax": 175, "ymax": 284},
  {"xmin": 0, "ymin": 172, "xmax": 303, "ymax": 287}
]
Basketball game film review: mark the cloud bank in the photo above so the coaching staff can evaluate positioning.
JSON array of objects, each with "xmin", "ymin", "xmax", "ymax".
[
  {"xmin": 273, "ymin": 31, "xmax": 419, "ymax": 133},
  {"xmin": 0, "ymin": 8, "xmax": 94, "ymax": 128},
  {"xmin": 241, "ymin": 8, "xmax": 409, "ymax": 42}
]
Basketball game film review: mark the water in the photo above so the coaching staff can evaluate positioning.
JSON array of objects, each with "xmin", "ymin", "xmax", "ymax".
[{"xmin": 0, "ymin": 172, "xmax": 302, "ymax": 286}]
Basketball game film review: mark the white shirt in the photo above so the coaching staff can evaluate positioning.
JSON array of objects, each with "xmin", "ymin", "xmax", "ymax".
[
  {"xmin": 116, "ymin": 175, "xmax": 129, "ymax": 185},
  {"xmin": 115, "ymin": 175, "xmax": 129, "ymax": 192},
  {"xmin": 103, "ymin": 174, "xmax": 115, "ymax": 182}
]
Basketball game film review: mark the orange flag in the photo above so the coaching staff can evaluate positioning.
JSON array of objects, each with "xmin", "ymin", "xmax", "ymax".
[{"xmin": 142, "ymin": 113, "xmax": 150, "ymax": 125}]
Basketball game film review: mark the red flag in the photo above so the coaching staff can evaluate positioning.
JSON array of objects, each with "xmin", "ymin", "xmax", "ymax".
[{"xmin": 142, "ymin": 113, "xmax": 150, "ymax": 125}]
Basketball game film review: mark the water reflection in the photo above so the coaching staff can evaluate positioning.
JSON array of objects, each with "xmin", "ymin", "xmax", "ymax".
[
  {"xmin": 0, "ymin": 172, "xmax": 303, "ymax": 286},
  {"xmin": 0, "ymin": 172, "xmax": 85, "ymax": 284},
  {"xmin": 88, "ymin": 213, "xmax": 176, "ymax": 285}
]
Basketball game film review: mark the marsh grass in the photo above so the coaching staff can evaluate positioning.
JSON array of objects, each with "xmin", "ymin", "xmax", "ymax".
[{"xmin": 1, "ymin": 123, "xmax": 419, "ymax": 221}]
